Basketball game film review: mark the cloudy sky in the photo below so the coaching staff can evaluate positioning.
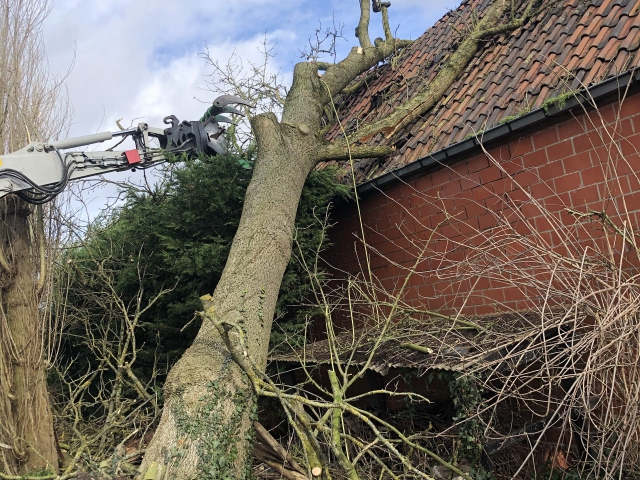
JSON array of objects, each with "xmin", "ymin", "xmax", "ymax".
[{"xmin": 42, "ymin": 0, "xmax": 459, "ymax": 214}]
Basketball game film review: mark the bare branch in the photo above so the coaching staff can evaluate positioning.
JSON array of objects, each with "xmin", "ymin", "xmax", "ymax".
[{"xmin": 355, "ymin": 0, "xmax": 374, "ymax": 49}]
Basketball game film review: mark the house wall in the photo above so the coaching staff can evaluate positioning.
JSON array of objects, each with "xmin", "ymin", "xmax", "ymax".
[{"xmin": 323, "ymin": 92, "xmax": 640, "ymax": 320}]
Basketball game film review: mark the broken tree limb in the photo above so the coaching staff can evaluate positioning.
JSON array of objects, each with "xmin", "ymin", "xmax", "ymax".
[
  {"xmin": 254, "ymin": 422, "xmax": 306, "ymax": 476},
  {"xmin": 315, "ymin": 143, "xmax": 394, "ymax": 162},
  {"xmin": 347, "ymin": 0, "xmax": 512, "ymax": 144}
]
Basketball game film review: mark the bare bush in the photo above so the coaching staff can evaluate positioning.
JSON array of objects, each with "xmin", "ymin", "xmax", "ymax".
[{"xmin": 248, "ymin": 81, "xmax": 640, "ymax": 479}]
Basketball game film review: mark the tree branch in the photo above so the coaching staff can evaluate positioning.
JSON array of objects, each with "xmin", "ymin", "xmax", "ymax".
[
  {"xmin": 346, "ymin": 0, "xmax": 512, "ymax": 144},
  {"xmin": 320, "ymin": 38, "xmax": 412, "ymax": 105},
  {"xmin": 315, "ymin": 143, "xmax": 393, "ymax": 162},
  {"xmin": 380, "ymin": 5, "xmax": 392, "ymax": 42},
  {"xmin": 476, "ymin": 0, "xmax": 536, "ymax": 38},
  {"xmin": 355, "ymin": 0, "xmax": 373, "ymax": 49}
]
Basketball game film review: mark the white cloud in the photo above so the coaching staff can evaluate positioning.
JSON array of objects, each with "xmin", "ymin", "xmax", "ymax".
[{"xmin": 41, "ymin": 0, "xmax": 453, "ymax": 217}]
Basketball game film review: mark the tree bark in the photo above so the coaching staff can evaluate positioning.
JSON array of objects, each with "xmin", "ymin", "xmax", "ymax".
[
  {"xmin": 141, "ymin": 0, "xmax": 540, "ymax": 476},
  {"xmin": 140, "ymin": 46, "xmax": 403, "ymax": 477},
  {"xmin": 0, "ymin": 198, "xmax": 57, "ymax": 475}
]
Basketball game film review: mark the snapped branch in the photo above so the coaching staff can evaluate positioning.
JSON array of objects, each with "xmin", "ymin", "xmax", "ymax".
[
  {"xmin": 315, "ymin": 142, "xmax": 394, "ymax": 162},
  {"xmin": 345, "ymin": 0, "xmax": 545, "ymax": 145}
]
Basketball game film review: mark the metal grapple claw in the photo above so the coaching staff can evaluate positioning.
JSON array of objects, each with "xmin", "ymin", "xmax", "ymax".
[
  {"xmin": 163, "ymin": 95, "xmax": 254, "ymax": 158},
  {"xmin": 200, "ymin": 95, "xmax": 255, "ymax": 123},
  {"xmin": 212, "ymin": 94, "xmax": 254, "ymax": 110},
  {"xmin": 372, "ymin": 0, "xmax": 391, "ymax": 12}
]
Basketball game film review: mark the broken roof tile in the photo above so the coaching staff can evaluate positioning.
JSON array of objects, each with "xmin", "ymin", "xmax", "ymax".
[{"xmin": 325, "ymin": 0, "xmax": 640, "ymax": 183}]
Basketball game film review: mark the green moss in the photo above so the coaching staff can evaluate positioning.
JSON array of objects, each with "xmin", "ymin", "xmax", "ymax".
[
  {"xmin": 497, "ymin": 114, "xmax": 520, "ymax": 125},
  {"xmin": 22, "ymin": 468, "xmax": 55, "ymax": 478},
  {"xmin": 170, "ymin": 377, "xmax": 257, "ymax": 480},
  {"xmin": 464, "ymin": 129, "xmax": 485, "ymax": 140},
  {"xmin": 541, "ymin": 90, "xmax": 577, "ymax": 113}
]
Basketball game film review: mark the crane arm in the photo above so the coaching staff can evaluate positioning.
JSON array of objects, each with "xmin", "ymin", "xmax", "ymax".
[{"xmin": 0, "ymin": 95, "xmax": 253, "ymax": 204}]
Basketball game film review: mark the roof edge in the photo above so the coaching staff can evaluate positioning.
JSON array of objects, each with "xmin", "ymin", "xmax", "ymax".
[{"xmin": 357, "ymin": 68, "xmax": 640, "ymax": 197}]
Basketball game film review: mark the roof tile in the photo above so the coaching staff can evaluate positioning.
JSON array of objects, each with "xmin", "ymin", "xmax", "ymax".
[{"xmin": 326, "ymin": 0, "xmax": 640, "ymax": 182}]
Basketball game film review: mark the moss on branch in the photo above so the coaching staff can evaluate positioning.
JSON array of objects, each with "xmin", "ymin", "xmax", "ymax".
[
  {"xmin": 316, "ymin": 143, "xmax": 394, "ymax": 162},
  {"xmin": 345, "ymin": 0, "xmax": 559, "ymax": 146}
]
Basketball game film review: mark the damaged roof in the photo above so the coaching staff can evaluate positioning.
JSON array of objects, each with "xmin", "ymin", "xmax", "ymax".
[
  {"xmin": 269, "ymin": 310, "xmax": 561, "ymax": 374},
  {"xmin": 321, "ymin": 0, "xmax": 640, "ymax": 184}
]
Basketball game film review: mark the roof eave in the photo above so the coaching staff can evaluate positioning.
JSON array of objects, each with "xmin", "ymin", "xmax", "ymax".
[{"xmin": 357, "ymin": 68, "xmax": 640, "ymax": 197}]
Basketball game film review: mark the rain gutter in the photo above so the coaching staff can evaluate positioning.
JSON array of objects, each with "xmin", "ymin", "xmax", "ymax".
[{"xmin": 356, "ymin": 68, "xmax": 640, "ymax": 197}]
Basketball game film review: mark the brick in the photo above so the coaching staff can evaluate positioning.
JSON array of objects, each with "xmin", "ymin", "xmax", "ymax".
[
  {"xmin": 537, "ymin": 160, "xmax": 565, "ymax": 181},
  {"xmin": 475, "ymin": 304, "xmax": 497, "ymax": 315},
  {"xmin": 529, "ymin": 181, "xmax": 555, "ymax": 200},
  {"xmin": 479, "ymin": 166, "xmax": 502, "ymax": 184},
  {"xmin": 591, "ymin": 144, "xmax": 615, "ymax": 164},
  {"xmin": 415, "ymin": 174, "xmax": 433, "ymax": 191},
  {"xmin": 625, "ymin": 173, "xmax": 640, "ymax": 193},
  {"xmin": 612, "ymin": 155, "xmax": 637, "ymax": 176},
  {"xmin": 570, "ymin": 185, "xmax": 602, "ymax": 206},
  {"xmin": 502, "ymin": 287, "xmax": 524, "ymax": 302},
  {"xmin": 513, "ymin": 219, "xmax": 534, "ymax": 236},
  {"xmin": 618, "ymin": 93, "xmax": 640, "ymax": 120},
  {"xmin": 482, "ymin": 288, "xmax": 504, "ymax": 303},
  {"xmin": 522, "ymin": 150, "xmax": 548, "ymax": 169},
  {"xmin": 595, "ymin": 104, "xmax": 617, "ymax": 125},
  {"xmin": 389, "ymin": 249, "xmax": 405, "ymax": 264},
  {"xmin": 468, "ymin": 154, "xmax": 490, "ymax": 173},
  {"xmin": 380, "ymin": 202, "xmax": 397, "ymax": 218},
  {"xmin": 484, "ymin": 195, "xmax": 505, "ymax": 212},
  {"xmin": 376, "ymin": 216, "xmax": 391, "ymax": 231},
  {"xmin": 508, "ymin": 137, "xmax": 534, "ymax": 157},
  {"xmin": 546, "ymin": 139, "xmax": 574, "ymax": 161},
  {"xmin": 563, "ymin": 151, "xmax": 591, "ymax": 174},
  {"xmin": 463, "ymin": 201, "xmax": 485, "ymax": 222},
  {"xmin": 431, "ymin": 169, "xmax": 450, "ymax": 187},
  {"xmin": 508, "ymin": 188, "xmax": 530, "ymax": 203},
  {"xmin": 451, "ymin": 161, "xmax": 469, "ymax": 176},
  {"xmin": 456, "ymin": 219, "xmax": 479, "ymax": 236},
  {"xmin": 543, "ymin": 193, "xmax": 571, "ymax": 212},
  {"xmin": 580, "ymin": 165, "xmax": 606, "ymax": 186},
  {"xmin": 619, "ymin": 133, "xmax": 640, "ymax": 157},
  {"xmin": 418, "ymin": 283, "xmax": 436, "ymax": 299},
  {"xmin": 553, "ymin": 171, "xmax": 582, "ymax": 193},
  {"xmin": 477, "ymin": 213, "xmax": 497, "ymax": 230},
  {"xmin": 619, "ymin": 118, "xmax": 634, "ymax": 138},
  {"xmin": 557, "ymin": 116, "xmax": 587, "ymax": 140},
  {"xmin": 619, "ymin": 190, "xmax": 640, "ymax": 210},
  {"xmin": 472, "ymin": 185, "xmax": 493, "ymax": 202},
  {"xmin": 519, "ymin": 202, "xmax": 542, "ymax": 219},
  {"xmin": 442, "ymin": 178, "xmax": 462, "ymax": 196},
  {"xmin": 396, "ymin": 196, "xmax": 413, "ymax": 211},
  {"xmin": 398, "ymin": 183, "xmax": 415, "ymax": 198},
  {"xmin": 573, "ymin": 129, "xmax": 605, "ymax": 153},
  {"xmin": 486, "ymin": 145, "xmax": 510, "ymax": 162},
  {"xmin": 501, "ymin": 158, "xmax": 525, "ymax": 176},
  {"xmin": 460, "ymin": 172, "xmax": 481, "ymax": 191},
  {"xmin": 632, "ymin": 115, "xmax": 640, "ymax": 136},
  {"xmin": 532, "ymin": 126, "xmax": 559, "ymax": 149},
  {"xmin": 513, "ymin": 170, "xmax": 539, "ymax": 188},
  {"xmin": 492, "ymin": 178, "xmax": 515, "ymax": 195}
]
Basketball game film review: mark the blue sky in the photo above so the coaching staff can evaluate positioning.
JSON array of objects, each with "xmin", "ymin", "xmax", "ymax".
[
  {"xmin": 44, "ymin": 0, "xmax": 458, "ymax": 137},
  {"xmin": 42, "ymin": 0, "xmax": 459, "ymax": 213}
]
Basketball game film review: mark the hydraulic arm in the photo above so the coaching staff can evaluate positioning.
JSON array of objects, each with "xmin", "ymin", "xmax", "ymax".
[{"xmin": 0, "ymin": 94, "xmax": 252, "ymax": 204}]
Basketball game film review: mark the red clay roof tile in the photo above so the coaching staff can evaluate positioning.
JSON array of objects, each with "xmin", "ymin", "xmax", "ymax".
[{"xmin": 325, "ymin": 0, "xmax": 640, "ymax": 181}]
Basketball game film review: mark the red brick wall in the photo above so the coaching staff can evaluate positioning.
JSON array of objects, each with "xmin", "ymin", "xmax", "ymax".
[{"xmin": 323, "ymin": 92, "xmax": 640, "ymax": 319}]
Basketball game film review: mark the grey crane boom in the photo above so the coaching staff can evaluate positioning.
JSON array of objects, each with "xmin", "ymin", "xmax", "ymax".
[{"xmin": 0, "ymin": 94, "xmax": 253, "ymax": 204}]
